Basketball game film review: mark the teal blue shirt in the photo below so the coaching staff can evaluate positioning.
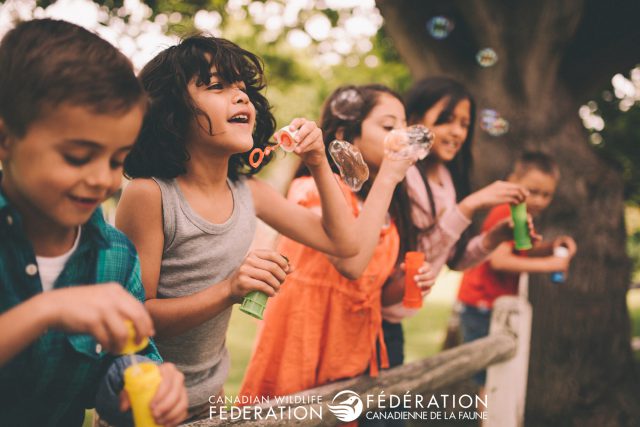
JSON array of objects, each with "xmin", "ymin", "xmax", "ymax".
[{"xmin": 0, "ymin": 189, "xmax": 162, "ymax": 427}]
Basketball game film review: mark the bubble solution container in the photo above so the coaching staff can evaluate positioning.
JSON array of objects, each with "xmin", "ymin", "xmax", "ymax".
[
  {"xmin": 240, "ymin": 290, "xmax": 269, "ymax": 320},
  {"xmin": 403, "ymin": 251, "xmax": 425, "ymax": 309},
  {"xmin": 120, "ymin": 320, "xmax": 149, "ymax": 355},
  {"xmin": 124, "ymin": 363, "xmax": 162, "ymax": 427},
  {"xmin": 510, "ymin": 203, "xmax": 532, "ymax": 250},
  {"xmin": 551, "ymin": 246, "xmax": 570, "ymax": 283}
]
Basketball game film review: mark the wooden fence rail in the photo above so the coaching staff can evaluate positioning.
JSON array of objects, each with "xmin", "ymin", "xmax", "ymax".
[{"xmin": 185, "ymin": 295, "xmax": 526, "ymax": 427}]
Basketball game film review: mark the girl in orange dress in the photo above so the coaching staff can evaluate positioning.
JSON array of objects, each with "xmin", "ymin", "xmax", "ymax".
[{"xmin": 240, "ymin": 84, "xmax": 436, "ymax": 399}]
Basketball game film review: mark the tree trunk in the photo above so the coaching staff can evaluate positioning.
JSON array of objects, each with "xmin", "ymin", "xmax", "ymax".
[{"xmin": 375, "ymin": 0, "xmax": 640, "ymax": 424}]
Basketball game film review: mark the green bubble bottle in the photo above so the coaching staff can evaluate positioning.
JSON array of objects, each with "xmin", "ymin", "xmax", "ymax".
[{"xmin": 510, "ymin": 202, "xmax": 532, "ymax": 250}]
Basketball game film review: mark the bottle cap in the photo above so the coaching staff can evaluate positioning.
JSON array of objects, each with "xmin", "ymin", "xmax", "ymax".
[{"xmin": 119, "ymin": 320, "xmax": 149, "ymax": 355}]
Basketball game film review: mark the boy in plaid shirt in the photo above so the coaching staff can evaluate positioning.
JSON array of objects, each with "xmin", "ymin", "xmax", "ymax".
[{"xmin": 0, "ymin": 19, "xmax": 187, "ymax": 426}]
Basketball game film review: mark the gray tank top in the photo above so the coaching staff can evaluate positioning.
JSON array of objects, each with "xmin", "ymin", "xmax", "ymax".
[{"xmin": 151, "ymin": 177, "xmax": 256, "ymax": 408}]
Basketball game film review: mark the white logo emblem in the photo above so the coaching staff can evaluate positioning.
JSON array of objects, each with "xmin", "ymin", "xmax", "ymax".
[{"xmin": 328, "ymin": 390, "xmax": 363, "ymax": 422}]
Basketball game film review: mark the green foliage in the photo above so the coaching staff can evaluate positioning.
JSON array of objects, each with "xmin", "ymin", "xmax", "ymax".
[
  {"xmin": 627, "ymin": 206, "xmax": 640, "ymax": 282},
  {"xmin": 591, "ymin": 99, "xmax": 640, "ymax": 204},
  {"xmin": 102, "ymin": 0, "xmax": 411, "ymax": 126}
]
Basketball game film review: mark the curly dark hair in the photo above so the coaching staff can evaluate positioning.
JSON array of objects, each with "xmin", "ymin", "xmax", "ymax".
[{"xmin": 124, "ymin": 35, "xmax": 276, "ymax": 181}]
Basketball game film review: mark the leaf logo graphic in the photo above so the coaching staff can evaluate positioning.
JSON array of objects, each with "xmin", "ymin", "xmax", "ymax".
[{"xmin": 328, "ymin": 390, "xmax": 363, "ymax": 422}]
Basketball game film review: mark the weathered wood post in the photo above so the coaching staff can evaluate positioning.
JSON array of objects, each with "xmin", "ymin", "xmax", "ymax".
[{"xmin": 485, "ymin": 273, "xmax": 532, "ymax": 427}]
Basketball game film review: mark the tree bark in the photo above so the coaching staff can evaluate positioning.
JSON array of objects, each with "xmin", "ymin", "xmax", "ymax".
[{"xmin": 376, "ymin": 0, "xmax": 640, "ymax": 425}]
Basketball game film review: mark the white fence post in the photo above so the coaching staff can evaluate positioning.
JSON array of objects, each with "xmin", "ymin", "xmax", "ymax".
[{"xmin": 485, "ymin": 273, "xmax": 532, "ymax": 427}]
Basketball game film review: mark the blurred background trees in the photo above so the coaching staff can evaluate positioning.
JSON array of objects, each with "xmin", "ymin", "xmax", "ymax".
[{"xmin": 3, "ymin": 0, "xmax": 640, "ymax": 424}]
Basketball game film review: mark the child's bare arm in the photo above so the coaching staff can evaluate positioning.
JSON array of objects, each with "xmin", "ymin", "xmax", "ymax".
[
  {"xmin": 0, "ymin": 284, "xmax": 154, "ymax": 366},
  {"xmin": 489, "ymin": 242, "xmax": 570, "ymax": 273},
  {"xmin": 252, "ymin": 119, "xmax": 358, "ymax": 258},
  {"xmin": 117, "ymin": 180, "xmax": 289, "ymax": 338},
  {"xmin": 251, "ymin": 177, "xmax": 359, "ymax": 258},
  {"xmin": 527, "ymin": 241, "xmax": 554, "ymax": 257},
  {"xmin": 326, "ymin": 156, "xmax": 412, "ymax": 279}
]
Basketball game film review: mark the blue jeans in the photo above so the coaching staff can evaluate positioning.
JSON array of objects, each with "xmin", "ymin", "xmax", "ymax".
[
  {"xmin": 95, "ymin": 355, "xmax": 155, "ymax": 427},
  {"xmin": 459, "ymin": 303, "xmax": 492, "ymax": 385}
]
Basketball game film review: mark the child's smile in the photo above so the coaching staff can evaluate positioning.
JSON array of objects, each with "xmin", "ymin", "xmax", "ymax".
[
  {"xmin": 0, "ymin": 103, "xmax": 143, "ymax": 238},
  {"xmin": 189, "ymin": 75, "xmax": 257, "ymax": 153}
]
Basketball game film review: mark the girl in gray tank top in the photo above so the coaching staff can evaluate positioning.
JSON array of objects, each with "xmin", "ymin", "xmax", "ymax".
[{"xmin": 117, "ymin": 35, "xmax": 358, "ymax": 417}]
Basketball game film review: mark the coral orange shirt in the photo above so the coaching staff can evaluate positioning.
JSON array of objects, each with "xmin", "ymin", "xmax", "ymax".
[
  {"xmin": 239, "ymin": 177, "xmax": 399, "ymax": 399},
  {"xmin": 457, "ymin": 204, "xmax": 520, "ymax": 309}
]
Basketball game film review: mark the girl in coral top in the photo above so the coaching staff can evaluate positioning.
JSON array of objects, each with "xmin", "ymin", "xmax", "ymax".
[{"xmin": 239, "ymin": 84, "xmax": 435, "ymax": 399}]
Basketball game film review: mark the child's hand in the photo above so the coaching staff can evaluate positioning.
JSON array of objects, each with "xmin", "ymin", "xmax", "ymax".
[
  {"xmin": 460, "ymin": 181, "xmax": 529, "ymax": 217},
  {"xmin": 226, "ymin": 250, "xmax": 291, "ymax": 303},
  {"xmin": 483, "ymin": 214, "xmax": 541, "ymax": 250},
  {"xmin": 415, "ymin": 261, "xmax": 436, "ymax": 296},
  {"xmin": 548, "ymin": 254, "xmax": 571, "ymax": 272},
  {"xmin": 378, "ymin": 155, "xmax": 415, "ymax": 186},
  {"xmin": 288, "ymin": 118, "xmax": 326, "ymax": 167},
  {"xmin": 152, "ymin": 363, "xmax": 188, "ymax": 426},
  {"xmin": 400, "ymin": 261, "xmax": 436, "ymax": 296},
  {"xmin": 119, "ymin": 363, "xmax": 188, "ymax": 427},
  {"xmin": 45, "ymin": 283, "xmax": 154, "ymax": 354},
  {"xmin": 553, "ymin": 235, "xmax": 577, "ymax": 257}
]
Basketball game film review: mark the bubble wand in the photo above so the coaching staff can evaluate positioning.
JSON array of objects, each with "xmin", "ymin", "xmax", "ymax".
[{"xmin": 248, "ymin": 127, "xmax": 298, "ymax": 168}]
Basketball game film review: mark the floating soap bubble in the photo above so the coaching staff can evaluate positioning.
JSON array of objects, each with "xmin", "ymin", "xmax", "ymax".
[
  {"xmin": 476, "ymin": 48, "xmax": 498, "ymax": 67},
  {"xmin": 489, "ymin": 117, "xmax": 509, "ymax": 136},
  {"xmin": 330, "ymin": 88, "xmax": 364, "ymax": 121},
  {"xmin": 426, "ymin": 16, "xmax": 454, "ymax": 40},
  {"xmin": 328, "ymin": 140, "xmax": 370, "ymax": 192},
  {"xmin": 384, "ymin": 125, "xmax": 435, "ymax": 160},
  {"xmin": 480, "ymin": 109, "xmax": 509, "ymax": 137}
]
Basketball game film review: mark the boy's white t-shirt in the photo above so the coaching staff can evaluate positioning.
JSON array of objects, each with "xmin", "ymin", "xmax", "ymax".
[{"xmin": 36, "ymin": 227, "xmax": 81, "ymax": 292}]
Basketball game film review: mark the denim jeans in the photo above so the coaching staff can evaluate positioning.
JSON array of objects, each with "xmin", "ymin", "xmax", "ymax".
[{"xmin": 459, "ymin": 303, "xmax": 492, "ymax": 385}]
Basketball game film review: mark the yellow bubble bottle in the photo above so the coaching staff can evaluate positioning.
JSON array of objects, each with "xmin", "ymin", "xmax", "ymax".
[
  {"xmin": 120, "ymin": 320, "xmax": 159, "ymax": 427},
  {"xmin": 124, "ymin": 362, "xmax": 162, "ymax": 427},
  {"xmin": 119, "ymin": 320, "xmax": 149, "ymax": 355}
]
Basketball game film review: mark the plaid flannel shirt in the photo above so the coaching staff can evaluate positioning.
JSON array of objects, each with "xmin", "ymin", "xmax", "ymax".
[{"xmin": 0, "ymin": 189, "xmax": 162, "ymax": 427}]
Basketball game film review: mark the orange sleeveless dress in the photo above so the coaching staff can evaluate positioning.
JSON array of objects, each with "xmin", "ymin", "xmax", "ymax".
[{"xmin": 239, "ymin": 176, "xmax": 400, "ymax": 399}]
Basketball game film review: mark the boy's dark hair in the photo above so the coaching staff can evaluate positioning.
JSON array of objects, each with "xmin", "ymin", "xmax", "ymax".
[
  {"xmin": 297, "ymin": 84, "xmax": 418, "ymax": 259},
  {"xmin": 513, "ymin": 150, "xmax": 560, "ymax": 180},
  {"xmin": 0, "ymin": 19, "xmax": 143, "ymax": 138},
  {"xmin": 124, "ymin": 35, "xmax": 276, "ymax": 181},
  {"xmin": 404, "ymin": 77, "xmax": 476, "ymax": 268}
]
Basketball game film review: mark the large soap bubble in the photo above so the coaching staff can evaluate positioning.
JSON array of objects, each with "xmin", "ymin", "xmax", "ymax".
[
  {"xmin": 328, "ymin": 140, "xmax": 370, "ymax": 192},
  {"xmin": 384, "ymin": 125, "xmax": 435, "ymax": 160},
  {"xmin": 329, "ymin": 88, "xmax": 364, "ymax": 121}
]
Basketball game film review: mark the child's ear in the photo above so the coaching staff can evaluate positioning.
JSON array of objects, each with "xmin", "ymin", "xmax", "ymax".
[
  {"xmin": 335, "ymin": 127, "xmax": 346, "ymax": 141},
  {"xmin": 506, "ymin": 172, "xmax": 517, "ymax": 183}
]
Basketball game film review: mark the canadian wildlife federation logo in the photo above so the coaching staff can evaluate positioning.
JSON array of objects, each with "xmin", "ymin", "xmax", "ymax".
[{"xmin": 328, "ymin": 390, "xmax": 363, "ymax": 422}]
